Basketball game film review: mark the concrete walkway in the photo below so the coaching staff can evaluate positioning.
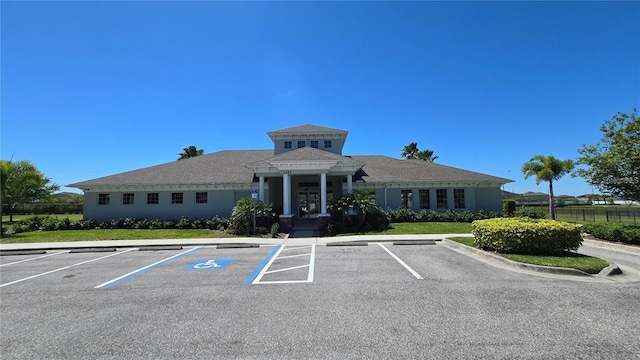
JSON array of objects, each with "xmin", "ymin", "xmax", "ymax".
[{"xmin": 0, "ymin": 233, "xmax": 468, "ymax": 250}]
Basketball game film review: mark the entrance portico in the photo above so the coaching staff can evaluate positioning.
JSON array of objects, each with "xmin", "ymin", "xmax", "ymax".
[{"xmin": 248, "ymin": 147, "xmax": 363, "ymax": 231}]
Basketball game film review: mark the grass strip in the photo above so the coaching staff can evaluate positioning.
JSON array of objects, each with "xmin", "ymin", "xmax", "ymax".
[
  {"xmin": 339, "ymin": 222, "xmax": 473, "ymax": 236},
  {"xmin": 0, "ymin": 229, "xmax": 235, "ymax": 244},
  {"xmin": 448, "ymin": 237, "xmax": 609, "ymax": 274}
]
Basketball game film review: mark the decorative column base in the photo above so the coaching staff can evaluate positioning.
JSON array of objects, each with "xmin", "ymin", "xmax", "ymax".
[
  {"xmin": 279, "ymin": 214, "xmax": 294, "ymax": 233},
  {"xmin": 318, "ymin": 213, "xmax": 331, "ymax": 237}
]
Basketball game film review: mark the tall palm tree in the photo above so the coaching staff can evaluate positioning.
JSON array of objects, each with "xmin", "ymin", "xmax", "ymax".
[
  {"xmin": 521, "ymin": 155, "xmax": 574, "ymax": 220},
  {"xmin": 416, "ymin": 149, "xmax": 439, "ymax": 162},
  {"xmin": 400, "ymin": 142, "xmax": 419, "ymax": 159},
  {"xmin": 177, "ymin": 145, "xmax": 204, "ymax": 160}
]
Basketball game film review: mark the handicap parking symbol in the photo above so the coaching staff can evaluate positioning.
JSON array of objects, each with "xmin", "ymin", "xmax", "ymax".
[{"xmin": 186, "ymin": 259, "xmax": 233, "ymax": 270}]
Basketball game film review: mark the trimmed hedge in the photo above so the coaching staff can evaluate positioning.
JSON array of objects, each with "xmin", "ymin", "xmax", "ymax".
[
  {"xmin": 472, "ymin": 218, "xmax": 583, "ymax": 255},
  {"xmin": 10, "ymin": 215, "xmax": 230, "ymax": 233},
  {"xmin": 386, "ymin": 209, "xmax": 501, "ymax": 223},
  {"xmin": 582, "ymin": 223, "xmax": 640, "ymax": 245}
]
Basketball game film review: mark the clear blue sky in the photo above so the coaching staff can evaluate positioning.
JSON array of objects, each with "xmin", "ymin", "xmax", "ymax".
[{"xmin": 2, "ymin": 1, "xmax": 639, "ymax": 197}]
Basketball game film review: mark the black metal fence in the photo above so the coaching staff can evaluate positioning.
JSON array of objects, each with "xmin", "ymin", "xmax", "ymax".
[
  {"xmin": 555, "ymin": 208, "xmax": 639, "ymax": 225},
  {"xmin": 2, "ymin": 203, "xmax": 83, "ymax": 215}
]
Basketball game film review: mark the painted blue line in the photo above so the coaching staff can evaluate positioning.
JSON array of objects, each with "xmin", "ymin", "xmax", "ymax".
[
  {"xmin": 245, "ymin": 244, "xmax": 282, "ymax": 285},
  {"xmin": 95, "ymin": 246, "xmax": 204, "ymax": 289}
]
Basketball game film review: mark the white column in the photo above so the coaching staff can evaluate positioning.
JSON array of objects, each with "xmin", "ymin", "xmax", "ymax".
[
  {"xmin": 282, "ymin": 173, "xmax": 291, "ymax": 215},
  {"xmin": 259, "ymin": 176, "xmax": 265, "ymax": 202},
  {"xmin": 320, "ymin": 172, "xmax": 327, "ymax": 214},
  {"xmin": 347, "ymin": 174, "xmax": 353, "ymax": 194}
]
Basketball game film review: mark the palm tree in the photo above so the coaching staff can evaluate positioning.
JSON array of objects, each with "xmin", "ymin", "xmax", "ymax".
[
  {"xmin": 521, "ymin": 155, "xmax": 574, "ymax": 220},
  {"xmin": 416, "ymin": 149, "xmax": 438, "ymax": 162},
  {"xmin": 400, "ymin": 142, "xmax": 419, "ymax": 159},
  {"xmin": 177, "ymin": 145, "xmax": 204, "ymax": 160}
]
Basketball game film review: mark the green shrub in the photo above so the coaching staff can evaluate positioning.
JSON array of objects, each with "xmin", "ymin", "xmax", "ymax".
[
  {"xmin": 582, "ymin": 223, "xmax": 640, "ymax": 245},
  {"xmin": 472, "ymin": 218, "xmax": 583, "ymax": 255},
  {"xmin": 229, "ymin": 198, "xmax": 274, "ymax": 235},
  {"xmin": 502, "ymin": 199, "xmax": 516, "ymax": 216},
  {"xmin": 270, "ymin": 223, "xmax": 280, "ymax": 238},
  {"xmin": 515, "ymin": 207, "xmax": 547, "ymax": 219},
  {"xmin": 207, "ymin": 216, "xmax": 228, "ymax": 231},
  {"xmin": 12, "ymin": 223, "xmax": 29, "ymax": 233},
  {"xmin": 175, "ymin": 217, "xmax": 193, "ymax": 229}
]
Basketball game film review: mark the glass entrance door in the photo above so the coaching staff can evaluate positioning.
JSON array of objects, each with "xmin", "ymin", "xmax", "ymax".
[{"xmin": 298, "ymin": 191, "xmax": 319, "ymax": 218}]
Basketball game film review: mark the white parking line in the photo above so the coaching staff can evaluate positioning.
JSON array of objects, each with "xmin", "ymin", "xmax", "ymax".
[
  {"xmin": 253, "ymin": 244, "xmax": 316, "ymax": 284},
  {"xmin": 0, "ymin": 250, "xmax": 70, "ymax": 267},
  {"xmin": 378, "ymin": 243, "xmax": 424, "ymax": 280},
  {"xmin": 0, "ymin": 248, "xmax": 136, "ymax": 288},
  {"xmin": 95, "ymin": 246, "xmax": 204, "ymax": 288}
]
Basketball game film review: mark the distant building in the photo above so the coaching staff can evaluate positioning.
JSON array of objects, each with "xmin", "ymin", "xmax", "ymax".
[{"xmin": 69, "ymin": 125, "xmax": 513, "ymax": 229}]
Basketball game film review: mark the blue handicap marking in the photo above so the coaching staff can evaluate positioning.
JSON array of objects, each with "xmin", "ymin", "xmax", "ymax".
[{"xmin": 186, "ymin": 258, "xmax": 233, "ymax": 270}]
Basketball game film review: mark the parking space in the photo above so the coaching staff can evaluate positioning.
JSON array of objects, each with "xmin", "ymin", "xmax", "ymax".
[
  {"xmin": 0, "ymin": 243, "xmax": 450, "ymax": 292},
  {"xmin": 1, "ymin": 241, "xmax": 636, "ymax": 293},
  {"xmin": 2, "ymin": 241, "xmax": 640, "ymax": 359}
]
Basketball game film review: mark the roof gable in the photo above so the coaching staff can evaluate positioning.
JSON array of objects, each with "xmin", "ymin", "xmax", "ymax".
[{"xmin": 267, "ymin": 124, "xmax": 347, "ymax": 136}]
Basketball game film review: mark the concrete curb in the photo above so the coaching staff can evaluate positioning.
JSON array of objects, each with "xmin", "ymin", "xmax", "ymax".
[
  {"xmin": 441, "ymin": 238, "xmax": 620, "ymax": 278},
  {"xmin": 582, "ymin": 237, "xmax": 640, "ymax": 255}
]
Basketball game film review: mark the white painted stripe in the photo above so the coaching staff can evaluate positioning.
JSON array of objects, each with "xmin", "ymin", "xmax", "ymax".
[
  {"xmin": 282, "ymin": 245, "xmax": 312, "ymax": 251},
  {"xmin": 307, "ymin": 244, "xmax": 316, "ymax": 282},
  {"xmin": 278, "ymin": 253, "xmax": 311, "ymax": 259},
  {"xmin": 0, "ymin": 249, "xmax": 136, "ymax": 288},
  {"xmin": 252, "ymin": 244, "xmax": 286, "ymax": 284},
  {"xmin": 95, "ymin": 246, "xmax": 203, "ymax": 288},
  {"xmin": 255, "ymin": 280, "xmax": 312, "ymax": 284},
  {"xmin": 378, "ymin": 243, "xmax": 424, "ymax": 280},
  {"xmin": 264, "ymin": 264, "xmax": 310, "ymax": 274},
  {"xmin": 0, "ymin": 250, "xmax": 69, "ymax": 267}
]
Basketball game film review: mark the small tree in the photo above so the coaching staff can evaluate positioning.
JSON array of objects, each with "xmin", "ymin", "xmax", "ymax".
[
  {"xmin": 401, "ymin": 142, "xmax": 438, "ymax": 162},
  {"xmin": 400, "ymin": 142, "xmax": 419, "ymax": 159},
  {"xmin": 329, "ymin": 191, "xmax": 389, "ymax": 231},
  {"xmin": 521, "ymin": 155, "xmax": 574, "ymax": 220},
  {"xmin": 1, "ymin": 160, "xmax": 60, "ymax": 221},
  {"xmin": 229, "ymin": 198, "xmax": 274, "ymax": 235},
  {"xmin": 177, "ymin": 145, "xmax": 204, "ymax": 160},
  {"xmin": 575, "ymin": 108, "xmax": 640, "ymax": 203}
]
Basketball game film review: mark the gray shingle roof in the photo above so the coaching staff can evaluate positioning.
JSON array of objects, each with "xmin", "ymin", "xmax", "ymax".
[
  {"xmin": 267, "ymin": 124, "xmax": 347, "ymax": 136},
  {"xmin": 68, "ymin": 150, "xmax": 273, "ymax": 188},
  {"xmin": 253, "ymin": 147, "xmax": 362, "ymax": 164},
  {"xmin": 351, "ymin": 156, "xmax": 512, "ymax": 183},
  {"xmin": 68, "ymin": 151, "xmax": 512, "ymax": 189}
]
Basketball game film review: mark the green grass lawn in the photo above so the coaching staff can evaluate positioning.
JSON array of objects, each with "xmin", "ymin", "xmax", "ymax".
[
  {"xmin": 448, "ymin": 237, "xmax": 609, "ymax": 274},
  {"xmin": 340, "ymin": 222, "xmax": 473, "ymax": 235},
  {"xmin": 0, "ymin": 229, "xmax": 235, "ymax": 244}
]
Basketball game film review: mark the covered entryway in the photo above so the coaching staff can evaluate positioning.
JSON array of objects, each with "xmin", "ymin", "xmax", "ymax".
[{"xmin": 298, "ymin": 189, "xmax": 319, "ymax": 218}]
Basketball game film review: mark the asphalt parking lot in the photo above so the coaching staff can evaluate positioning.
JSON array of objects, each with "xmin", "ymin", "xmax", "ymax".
[{"xmin": 1, "ymin": 242, "xmax": 639, "ymax": 359}]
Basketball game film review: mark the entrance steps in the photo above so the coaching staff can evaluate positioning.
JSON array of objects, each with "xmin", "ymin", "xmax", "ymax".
[{"xmin": 290, "ymin": 218, "xmax": 320, "ymax": 238}]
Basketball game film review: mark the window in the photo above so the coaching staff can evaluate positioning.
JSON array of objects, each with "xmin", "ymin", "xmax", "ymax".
[
  {"xmin": 419, "ymin": 190, "xmax": 430, "ymax": 209},
  {"xmin": 171, "ymin": 192, "xmax": 183, "ymax": 204},
  {"xmin": 311, "ymin": 140, "xmax": 319, "ymax": 148},
  {"xmin": 401, "ymin": 189, "xmax": 413, "ymax": 209},
  {"xmin": 196, "ymin": 192, "xmax": 208, "ymax": 204},
  {"xmin": 98, "ymin": 193, "xmax": 110, "ymax": 205},
  {"xmin": 147, "ymin": 192, "xmax": 159, "ymax": 204},
  {"xmin": 122, "ymin": 193, "xmax": 134, "ymax": 205},
  {"xmin": 297, "ymin": 140, "xmax": 305, "ymax": 148},
  {"xmin": 454, "ymin": 189, "xmax": 465, "ymax": 208},
  {"xmin": 324, "ymin": 140, "xmax": 332, "ymax": 148},
  {"xmin": 284, "ymin": 141, "xmax": 292, "ymax": 149},
  {"xmin": 436, "ymin": 189, "xmax": 448, "ymax": 209}
]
